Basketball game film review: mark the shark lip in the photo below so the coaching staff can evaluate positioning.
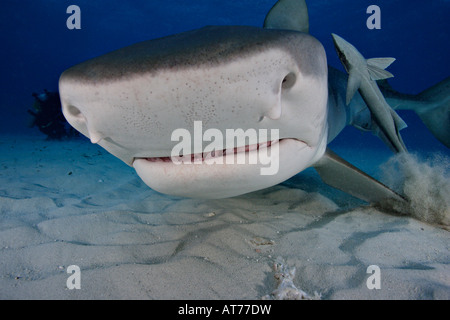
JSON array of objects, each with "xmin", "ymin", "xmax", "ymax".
[{"xmin": 133, "ymin": 138, "xmax": 307, "ymax": 164}]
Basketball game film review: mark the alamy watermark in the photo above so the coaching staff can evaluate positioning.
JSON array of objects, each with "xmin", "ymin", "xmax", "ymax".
[
  {"xmin": 367, "ymin": 5, "xmax": 381, "ymax": 30},
  {"xmin": 66, "ymin": 265, "xmax": 81, "ymax": 290},
  {"xmin": 170, "ymin": 121, "xmax": 280, "ymax": 176},
  {"xmin": 366, "ymin": 265, "xmax": 381, "ymax": 290},
  {"xmin": 67, "ymin": 4, "xmax": 382, "ymax": 31},
  {"xmin": 66, "ymin": 5, "xmax": 81, "ymax": 30}
]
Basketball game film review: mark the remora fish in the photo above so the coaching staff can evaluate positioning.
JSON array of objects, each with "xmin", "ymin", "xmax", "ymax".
[{"xmin": 332, "ymin": 33, "xmax": 407, "ymax": 153}]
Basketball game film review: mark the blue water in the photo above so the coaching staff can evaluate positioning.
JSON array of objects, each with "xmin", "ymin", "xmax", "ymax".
[{"xmin": 1, "ymin": 0, "xmax": 449, "ymax": 156}]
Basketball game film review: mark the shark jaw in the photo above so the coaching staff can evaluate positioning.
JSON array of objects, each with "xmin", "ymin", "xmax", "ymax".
[{"xmin": 133, "ymin": 137, "xmax": 327, "ymax": 199}]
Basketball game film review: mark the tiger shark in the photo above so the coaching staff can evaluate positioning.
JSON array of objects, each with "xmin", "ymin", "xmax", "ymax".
[{"xmin": 59, "ymin": 0, "xmax": 448, "ymax": 203}]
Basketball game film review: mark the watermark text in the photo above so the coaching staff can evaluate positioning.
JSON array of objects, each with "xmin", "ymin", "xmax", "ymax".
[{"xmin": 170, "ymin": 121, "xmax": 280, "ymax": 176}]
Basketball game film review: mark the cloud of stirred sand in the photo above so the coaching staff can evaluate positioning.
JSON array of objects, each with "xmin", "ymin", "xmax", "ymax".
[{"xmin": 380, "ymin": 152, "xmax": 450, "ymax": 227}]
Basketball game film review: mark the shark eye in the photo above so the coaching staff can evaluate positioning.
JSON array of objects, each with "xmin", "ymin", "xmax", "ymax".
[{"xmin": 281, "ymin": 72, "xmax": 296, "ymax": 90}]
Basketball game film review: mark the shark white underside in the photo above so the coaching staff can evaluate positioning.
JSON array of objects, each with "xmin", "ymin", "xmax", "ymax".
[{"xmin": 59, "ymin": 0, "xmax": 448, "ymax": 204}]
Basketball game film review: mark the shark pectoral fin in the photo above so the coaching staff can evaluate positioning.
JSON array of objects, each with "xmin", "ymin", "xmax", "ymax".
[
  {"xmin": 367, "ymin": 58, "xmax": 396, "ymax": 81},
  {"xmin": 314, "ymin": 148, "xmax": 407, "ymax": 204},
  {"xmin": 263, "ymin": 0, "xmax": 310, "ymax": 33},
  {"xmin": 346, "ymin": 72, "xmax": 361, "ymax": 105}
]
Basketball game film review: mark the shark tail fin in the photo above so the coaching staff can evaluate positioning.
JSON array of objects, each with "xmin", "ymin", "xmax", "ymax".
[
  {"xmin": 415, "ymin": 77, "xmax": 450, "ymax": 148},
  {"xmin": 380, "ymin": 76, "xmax": 450, "ymax": 148},
  {"xmin": 367, "ymin": 58, "xmax": 396, "ymax": 81},
  {"xmin": 314, "ymin": 148, "xmax": 407, "ymax": 205}
]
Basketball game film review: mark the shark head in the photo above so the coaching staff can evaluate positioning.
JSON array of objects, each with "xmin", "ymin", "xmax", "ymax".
[{"xmin": 59, "ymin": 26, "xmax": 328, "ymax": 198}]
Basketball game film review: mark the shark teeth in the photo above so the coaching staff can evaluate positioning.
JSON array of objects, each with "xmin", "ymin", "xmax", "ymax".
[{"xmin": 144, "ymin": 139, "xmax": 280, "ymax": 163}]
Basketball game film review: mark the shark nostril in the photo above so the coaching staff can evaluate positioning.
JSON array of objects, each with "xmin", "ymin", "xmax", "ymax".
[
  {"xmin": 62, "ymin": 104, "xmax": 102, "ymax": 143},
  {"xmin": 67, "ymin": 105, "xmax": 83, "ymax": 118},
  {"xmin": 282, "ymin": 72, "xmax": 296, "ymax": 90}
]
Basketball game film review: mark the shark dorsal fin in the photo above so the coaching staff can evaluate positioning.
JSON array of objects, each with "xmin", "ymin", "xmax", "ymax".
[
  {"xmin": 263, "ymin": 0, "xmax": 310, "ymax": 33},
  {"xmin": 367, "ymin": 58, "xmax": 396, "ymax": 81}
]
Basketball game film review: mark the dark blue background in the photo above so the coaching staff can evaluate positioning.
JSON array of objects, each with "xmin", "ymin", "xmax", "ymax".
[{"xmin": 1, "ymin": 0, "xmax": 449, "ymax": 154}]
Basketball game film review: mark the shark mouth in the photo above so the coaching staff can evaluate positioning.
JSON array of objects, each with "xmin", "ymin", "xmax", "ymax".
[
  {"xmin": 132, "ymin": 138, "xmax": 321, "ymax": 199},
  {"xmin": 137, "ymin": 139, "xmax": 283, "ymax": 164}
]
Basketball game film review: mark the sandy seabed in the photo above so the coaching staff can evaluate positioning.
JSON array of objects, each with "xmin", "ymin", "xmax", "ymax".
[{"xmin": 0, "ymin": 134, "xmax": 448, "ymax": 299}]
